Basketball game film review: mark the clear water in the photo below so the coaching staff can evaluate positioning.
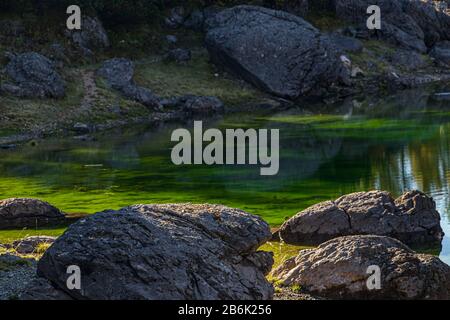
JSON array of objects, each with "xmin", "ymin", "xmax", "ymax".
[{"xmin": 1, "ymin": 88, "xmax": 450, "ymax": 263}]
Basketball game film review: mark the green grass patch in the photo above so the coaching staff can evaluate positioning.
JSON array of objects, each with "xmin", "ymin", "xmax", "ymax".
[
  {"xmin": 0, "ymin": 227, "xmax": 66, "ymax": 244},
  {"xmin": 260, "ymin": 242, "xmax": 311, "ymax": 272},
  {"xmin": 134, "ymin": 51, "xmax": 263, "ymax": 106}
]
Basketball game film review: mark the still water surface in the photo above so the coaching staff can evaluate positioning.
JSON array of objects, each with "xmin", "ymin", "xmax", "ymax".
[{"xmin": 1, "ymin": 89, "xmax": 449, "ymax": 263}]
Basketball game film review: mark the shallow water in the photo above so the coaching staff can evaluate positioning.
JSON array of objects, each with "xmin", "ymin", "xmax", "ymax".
[{"xmin": 1, "ymin": 88, "xmax": 450, "ymax": 263}]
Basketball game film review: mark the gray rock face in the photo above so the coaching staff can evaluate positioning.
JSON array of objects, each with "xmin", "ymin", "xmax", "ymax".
[
  {"xmin": 97, "ymin": 58, "xmax": 160, "ymax": 108},
  {"xmin": 278, "ymin": 190, "xmax": 443, "ymax": 247},
  {"xmin": 12, "ymin": 236, "xmax": 56, "ymax": 254},
  {"xmin": 28, "ymin": 204, "xmax": 273, "ymax": 300},
  {"xmin": 334, "ymin": 0, "xmax": 450, "ymax": 51},
  {"xmin": 430, "ymin": 41, "xmax": 450, "ymax": 65},
  {"xmin": 272, "ymin": 235, "xmax": 450, "ymax": 300},
  {"xmin": 1, "ymin": 52, "xmax": 65, "ymax": 98},
  {"xmin": 0, "ymin": 198, "xmax": 65, "ymax": 229},
  {"xmin": 205, "ymin": 5, "xmax": 346, "ymax": 100},
  {"xmin": 66, "ymin": 16, "xmax": 109, "ymax": 56}
]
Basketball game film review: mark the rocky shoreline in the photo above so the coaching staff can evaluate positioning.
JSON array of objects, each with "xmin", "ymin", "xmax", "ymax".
[
  {"xmin": 0, "ymin": 189, "xmax": 448, "ymax": 300},
  {"xmin": 1, "ymin": 1, "xmax": 450, "ymax": 146}
]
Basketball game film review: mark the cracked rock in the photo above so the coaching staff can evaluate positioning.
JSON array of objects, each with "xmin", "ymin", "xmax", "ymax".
[
  {"xmin": 205, "ymin": 5, "xmax": 346, "ymax": 100},
  {"xmin": 0, "ymin": 198, "xmax": 65, "ymax": 230},
  {"xmin": 278, "ymin": 190, "xmax": 444, "ymax": 247},
  {"xmin": 271, "ymin": 235, "xmax": 450, "ymax": 300},
  {"xmin": 23, "ymin": 204, "xmax": 274, "ymax": 300}
]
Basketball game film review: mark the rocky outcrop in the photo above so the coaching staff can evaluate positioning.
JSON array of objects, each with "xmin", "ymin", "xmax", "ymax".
[
  {"xmin": 160, "ymin": 95, "xmax": 224, "ymax": 115},
  {"xmin": 0, "ymin": 52, "xmax": 65, "ymax": 98},
  {"xmin": 333, "ymin": 0, "xmax": 450, "ymax": 51},
  {"xmin": 11, "ymin": 236, "xmax": 56, "ymax": 254},
  {"xmin": 97, "ymin": 58, "xmax": 160, "ymax": 108},
  {"xmin": 0, "ymin": 198, "xmax": 65, "ymax": 229},
  {"xmin": 66, "ymin": 16, "xmax": 109, "ymax": 56},
  {"xmin": 430, "ymin": 41, "xmax": 450, "ymax": 65},
  {"xmin": 205, "ymin": 5, "xmax": 347, "ymax": 100},
  {"xmin": 24, "ymin": 204, "xmax": 274, "ymax": 300},
  {"xmin": 278, "ymin": 190, "xmax": 443, "ymax": 247},
  {"xmin": 272, "ymin": 235, "xmax": 450, "ymax": 300}
]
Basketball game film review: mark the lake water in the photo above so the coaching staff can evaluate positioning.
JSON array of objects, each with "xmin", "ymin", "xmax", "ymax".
[{"xmin": 1, "ymin": 88, "xmax": 450, "ymax": 263}]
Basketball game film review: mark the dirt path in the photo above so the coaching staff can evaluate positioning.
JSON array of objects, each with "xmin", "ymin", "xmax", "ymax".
[{"xmin": 80, "ymin": 70, "xmax": 99, "ymax": 113}]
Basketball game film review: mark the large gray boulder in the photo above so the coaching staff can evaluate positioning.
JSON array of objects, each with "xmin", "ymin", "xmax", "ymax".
[
  {"xmin": 205, "ymin": 5, "xmax": 346, "ymax": 100},
  {"xmin": 278, "ymin": 190, "xmax": 443, "ymax": 247},
  {"xmin": 333, "ymin": 0, "xmax": 450, "ymax": 51},
  {"xmin": 272, "ymin": 235, "xmax": 450, "ymax": 300},
  {"xmin": 66, "ymin": 16, "xmax": 109, "ymax": 56},
  {"xmin": 0, "ymin": 198, "xmax": 65, "ymax": 229},
  {"xmin": 1, "ymin": 52, "xmax": 65, "ymax": 98},
  {"xmin": 24, "ymin": 204, "xmax": 274, "ymax": 300},
  {"xmin": 97, "ymin": 58, "xmax": 160, "ymax": 108}
]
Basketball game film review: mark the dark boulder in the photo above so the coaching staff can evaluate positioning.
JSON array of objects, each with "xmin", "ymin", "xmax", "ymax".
[
  {"xmin": 66, "ymin": 16, "xmax": 109, "ymax": 56},
  {"xmin": 333, "ymin": 0, "xmax": 450, "ymax": 51},
  {"xmin": 26, "ymin": 204, "xmax": 274, "ymax": 300},
  {"xmin": 97, "ymin": 58, "xmax": 160, "ymax": 108},
  {"xmin": 278, "ymin": 190, "xmax": 444, "ymax": 247},
  {"xmin": 1, "ymin": 52, "xmax": 65, "ymax": 98},
  {"xmin": 430, "ymin": 41, "xmax": 450, "ymax": 66},
  {"xmin": 205, "ymin": 5, "xmax": 347, "ymax": 100},
  {"xmin": 0, "ymin": 198, "xmax": 65, "ymax": 229},
  {"xmin": 272, "ymin": 235, "xmax": 450, "ymax": 300}
]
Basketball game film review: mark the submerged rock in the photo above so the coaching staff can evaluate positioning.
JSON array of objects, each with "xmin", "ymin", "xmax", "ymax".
[
  {"xmin": 272, "ymin": 235, "xmax": 450, "ymax": 300},
  {"xmin": 25, "ymin": 204, "xmax": 274, "ymax": 300},
  {"xmin": 1, "ymin": 52, "xmax": 65, "ymax": 98},
  {"xmin": 205, "ymin": 5, "xmax": 346, "ymax": 100},
  {"xmin": 0, "ymin": 198, "xmax": 65, "ymax": 230},
  {"xmin": 278, "ymin": 190, "xmax": 443, "ymax": 247}
]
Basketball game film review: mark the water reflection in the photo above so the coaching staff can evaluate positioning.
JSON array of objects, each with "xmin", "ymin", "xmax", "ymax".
[{"xmin": 0, "ymin": 88, "xmax": 449, "ymax": 262}]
